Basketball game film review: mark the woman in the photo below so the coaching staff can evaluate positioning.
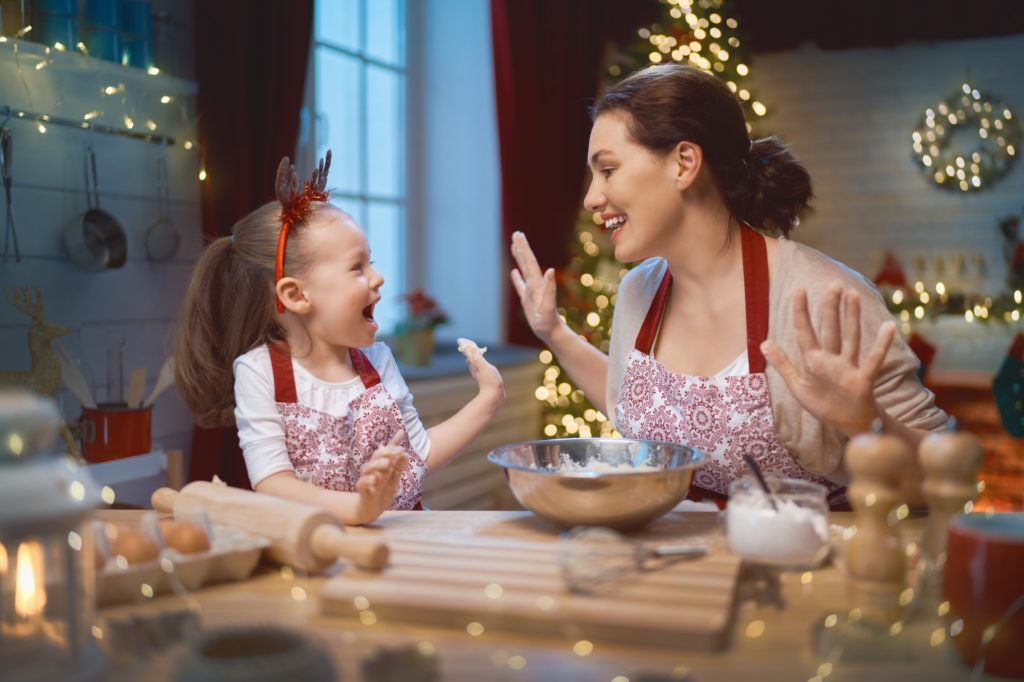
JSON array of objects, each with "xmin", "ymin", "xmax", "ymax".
[{"xmin": 510, "ymin": 64, "xmax": 946, "ymax": 506}]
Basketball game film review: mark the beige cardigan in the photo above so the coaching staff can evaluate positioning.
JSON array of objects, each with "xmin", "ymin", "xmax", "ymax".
[{"xmin": 606, "ymin": 238, "xmax": 948, "ymax": 483}]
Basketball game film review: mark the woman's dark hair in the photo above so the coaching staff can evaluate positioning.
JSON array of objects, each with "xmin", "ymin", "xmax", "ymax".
[{"xmin": 591, "ymin": 63, "xmax": 812, "ymax": 236}]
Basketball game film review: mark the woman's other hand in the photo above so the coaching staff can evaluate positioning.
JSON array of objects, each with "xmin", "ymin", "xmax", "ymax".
[
  {"xmin": 761, "ymin": 284, "xmax": 894, "ymax": 438},
  {"xmin": 510, "ymin": 231, "xmax": 561, "ymax": 344}
]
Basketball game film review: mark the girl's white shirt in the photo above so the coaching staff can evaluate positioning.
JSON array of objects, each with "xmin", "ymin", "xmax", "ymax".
[{"xmin": 233, "ymin": 342, "xmax": 431, "ymax": 486}]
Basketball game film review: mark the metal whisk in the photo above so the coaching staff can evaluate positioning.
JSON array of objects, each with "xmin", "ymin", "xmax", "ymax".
[{"xmin": 559, "ymin": 526, "xmax": 707, "ymax": 594}]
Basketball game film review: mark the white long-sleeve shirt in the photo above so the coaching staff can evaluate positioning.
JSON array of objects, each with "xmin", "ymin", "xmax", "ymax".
[{"xmin": 233, "ymin": 342, "xmax": 431, "ymax": 486}]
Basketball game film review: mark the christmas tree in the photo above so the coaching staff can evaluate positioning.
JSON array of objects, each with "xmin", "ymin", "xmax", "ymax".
[{"xmin": 534, "ymin": 0, "xmax": 766, "ymax": 439}]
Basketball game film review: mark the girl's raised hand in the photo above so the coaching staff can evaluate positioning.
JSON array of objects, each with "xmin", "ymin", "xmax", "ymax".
[
  {"xmin": 459, "ymin": 339, "xmax": 505, "ymax": 409},
  {"xmin": 761, "ymin": 285, "xmax": 894, "ymax": 438},
  {"xmin": 353, "ymin": 432, "xmax": 409, "ymax": 524},
  {"xmin": 510, "ymin": 231, "xmax": 561, "ymax": 343}
]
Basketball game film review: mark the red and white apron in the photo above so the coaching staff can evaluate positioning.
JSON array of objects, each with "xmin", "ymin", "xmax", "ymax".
[
  {"xmin": 615, "ymin": 226, "xmax": 846, "ymax": 508},
  {"xmin": 268, "ymin": 341, "xmax": 426, "ymax": 511}
]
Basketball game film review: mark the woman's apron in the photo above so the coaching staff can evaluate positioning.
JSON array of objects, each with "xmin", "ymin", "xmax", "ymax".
[
  {"xmin": 615, "ymin": 226, "xmax": 846, "ymax": 508},
  {"xmin": 268, "ymin": 341, "xmax": 426, "ymax": 510}
]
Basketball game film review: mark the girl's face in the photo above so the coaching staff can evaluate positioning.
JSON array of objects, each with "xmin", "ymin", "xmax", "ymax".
[
  {"xmin": 299, "ymin": 209, "xmax": 384, "ymax": 349},
  {"xmin": 583, "ymin": 111, "xmax": 685, "ymax": 263}
]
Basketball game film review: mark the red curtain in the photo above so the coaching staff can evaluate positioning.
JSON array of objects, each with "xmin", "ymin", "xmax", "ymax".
[
  {"xmin": 187, "ymin": 0, "xmax": 313, "ymax": 486},
  {"xmin": 491, "ymin": 0, "xmax": 658, "ymax": 345}
]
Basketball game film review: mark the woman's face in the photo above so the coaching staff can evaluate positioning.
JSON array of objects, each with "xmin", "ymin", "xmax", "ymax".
[{"xmin": 584, "ymin": 111, "xmax": 685, "ymax": 263}]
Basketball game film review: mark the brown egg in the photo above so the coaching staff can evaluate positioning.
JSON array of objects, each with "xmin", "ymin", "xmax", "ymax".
[
  {"xmin": 163, "ymin": 522, "xmax": 210, "ymax": 554},
  {"xmin": 110, "ymin": 527, "xmax": 159, "ymax": 565},
  {"xmin": 158, "ymin": 517, "xmax": 175, "ymax": 538}
]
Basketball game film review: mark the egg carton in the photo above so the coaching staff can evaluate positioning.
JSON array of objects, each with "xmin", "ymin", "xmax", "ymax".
[{"xmin": 97, "ymin": 523, "xmax": 270, "ymax": 606}]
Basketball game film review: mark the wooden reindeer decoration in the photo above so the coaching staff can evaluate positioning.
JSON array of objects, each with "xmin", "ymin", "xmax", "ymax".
[
  {"xmin": 1, "ymin": 287, "xmax": 81, "ymax": 460},
  {"xmin": 0, "ymin": 287, "xmax": 68, "ymax": 393}
]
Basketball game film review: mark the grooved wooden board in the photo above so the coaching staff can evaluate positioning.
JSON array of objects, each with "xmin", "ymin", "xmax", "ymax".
[{"xmin": 320, "ymin": 511, "xmax": 741, "ymax": 650}]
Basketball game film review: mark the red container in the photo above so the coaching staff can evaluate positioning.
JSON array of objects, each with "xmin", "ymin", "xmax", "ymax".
[
  {"xmin": 944, "ymin": 512, "xmax": 1024, "ymax": 678},
  {"xmin": 80, "ymin": 403, "xmax": 152, "ymax": 463}
]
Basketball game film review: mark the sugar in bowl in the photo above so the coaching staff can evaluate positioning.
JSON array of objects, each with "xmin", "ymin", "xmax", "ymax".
[{"xmin": 726, "ymin": 476, "xmax": 830, "ymax": 568}]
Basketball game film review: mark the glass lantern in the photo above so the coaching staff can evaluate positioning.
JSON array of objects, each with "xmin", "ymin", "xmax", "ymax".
[{"xmin": 0, "ymin": 390, "xmax": 105, "ymax": 682}]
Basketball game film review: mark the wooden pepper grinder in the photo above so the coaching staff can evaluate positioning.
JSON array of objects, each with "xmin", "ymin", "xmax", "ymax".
[
  {"xmin": 919, "ymin": 419, "xmax": 984, "ymax": 570},
  {"xmin": 844, "ymin": 421, "xmax": 912, "ymax": 625}
]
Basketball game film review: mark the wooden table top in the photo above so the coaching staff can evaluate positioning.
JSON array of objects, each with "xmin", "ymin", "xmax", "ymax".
[{"xmin": 97, "ymin": 509, "xmax": 994, "ymax": 682}]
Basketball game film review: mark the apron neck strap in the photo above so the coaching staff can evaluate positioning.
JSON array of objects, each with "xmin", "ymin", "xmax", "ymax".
[
  {"xmin": 268, "ymin": 340, "xmax": 298, "ymax": 403},
  {"xmin": 267, "ymin": 341, "xmax": 382, "ymax": 402},
  {"xmin": 349, "ymin": 348, "xmax": 382, "ymax": 389},
  {"xmin": 741, "ymin": 225, "xmax": 770, "ymax": 373},
  {"xmin": 633, "ymin": 225, "xmax": 770, "ymax": 373}
]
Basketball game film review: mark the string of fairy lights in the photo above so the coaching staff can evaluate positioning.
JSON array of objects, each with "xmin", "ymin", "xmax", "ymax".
[
  {"xmin": 911, "ymin": 83, "xmax": 1020, "ymax": 193},
  {"xmin": 885, "ymin": 279, "xmax": 1022, "ymax": 332},
  {"xmin": 0, "ymin": 28, "xmax": 207, "ymax": 181}
]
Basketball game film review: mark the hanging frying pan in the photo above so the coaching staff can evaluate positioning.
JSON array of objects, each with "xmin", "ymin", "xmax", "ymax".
[{"xmin": 65, "ymin": 144, "xmax": 127, "ymax": 270}]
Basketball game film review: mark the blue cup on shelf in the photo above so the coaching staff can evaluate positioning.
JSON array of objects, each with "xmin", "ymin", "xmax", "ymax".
[
  {"xmin": 35, "ymin": 0, "xmax": 78, "ymax": 48},
  {"xmin": 86, "ymin": 0, "xmax": 122, "ymax": 28},
  {"xmin": 120, "ymin": 0, "xmax": 153, "ymax": 69},
  {"xmin": 84, "ymin": 0, "xmax": 122, "ymax": 61},
  {"xmin": 121, "ymin": 1, "xmax": 152, "ymax": 36},
  {"xmin": 84, "ymin": 25, "xmax": 120, "ymax": 61},
  {"xmin": 121, "ymin": 37, "xmax": 152, "ymax": 69}
]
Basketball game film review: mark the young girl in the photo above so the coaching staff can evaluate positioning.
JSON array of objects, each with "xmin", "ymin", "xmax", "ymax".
[{"xmin": 176, "ymin": 151, "xmax": 505, "ymax": 525}]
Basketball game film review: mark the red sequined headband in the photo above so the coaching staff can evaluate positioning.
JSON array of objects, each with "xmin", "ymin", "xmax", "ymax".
[{"xmin": 274, "ymin": 150, "xmax": 332, "ymax": 312}]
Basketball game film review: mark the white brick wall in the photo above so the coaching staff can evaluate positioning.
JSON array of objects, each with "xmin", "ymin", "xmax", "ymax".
[{"xmin": 750, "ymin": 34, "xmax": 1024, "ymax": 296}]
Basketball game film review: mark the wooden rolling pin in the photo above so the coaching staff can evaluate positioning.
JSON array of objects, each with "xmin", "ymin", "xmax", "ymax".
[{"xmin": 151, "ymin": 482, "xmax": 388, "ymax": 572}]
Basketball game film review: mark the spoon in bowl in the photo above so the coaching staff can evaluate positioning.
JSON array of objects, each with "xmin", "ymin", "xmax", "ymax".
[{"xmin": 742, "ymin": 454, "xmax": 779, "ymax": 512}]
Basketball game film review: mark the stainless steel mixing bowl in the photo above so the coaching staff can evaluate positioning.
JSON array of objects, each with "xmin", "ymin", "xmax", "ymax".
[{"xmin": 486, "ymin": 438, "xmax": 706, "ymax": 531}]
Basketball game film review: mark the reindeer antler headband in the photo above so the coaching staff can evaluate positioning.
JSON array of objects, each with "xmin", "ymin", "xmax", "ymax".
[{"xmin": 274, "ymin": 150, "xmax": 332, "ymax": 312}]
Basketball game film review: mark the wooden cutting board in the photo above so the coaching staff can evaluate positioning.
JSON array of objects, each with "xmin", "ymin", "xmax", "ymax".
[{"xmin": 320, "ymin": 511, "xmax": 742, "ymax": 650}]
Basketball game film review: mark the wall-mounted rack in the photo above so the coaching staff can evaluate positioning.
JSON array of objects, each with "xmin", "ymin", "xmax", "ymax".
[{"xmin": 1, "ymin": 104, "xmax": 176, "ymax": 146}]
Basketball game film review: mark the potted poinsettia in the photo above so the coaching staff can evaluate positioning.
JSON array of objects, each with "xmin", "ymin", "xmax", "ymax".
[{"xmin": 393, "ymin": 290, "xmax": 449, "ymax": 366}]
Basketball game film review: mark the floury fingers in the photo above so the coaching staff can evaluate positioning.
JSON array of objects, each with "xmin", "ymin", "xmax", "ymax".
[{"xmin": 457, "ymin": 338, "xmax": 488, "ymax": 357}]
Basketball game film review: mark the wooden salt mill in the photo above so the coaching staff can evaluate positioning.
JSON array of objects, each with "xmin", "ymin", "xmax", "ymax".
[
  {"xmin": 919, "ymin": 420, "xmax": 984, "ymax": 571},
  {"xmin": 844, "ymin": 422, "xmax": 911, "ymax": 625}
]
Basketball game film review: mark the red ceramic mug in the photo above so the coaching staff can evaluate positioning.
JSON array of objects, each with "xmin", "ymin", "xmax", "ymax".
[
  {"xmin": 944, "ymin": 512, "xmax": 1024, "ymax": 678},
  {"xmin": 80, "ymin": 403, "xmax": 152, "ymax": 463}
]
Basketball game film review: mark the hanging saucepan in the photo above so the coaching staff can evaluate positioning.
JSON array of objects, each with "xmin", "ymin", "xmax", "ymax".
[
  {"xmin": 145, "ymin": 146, "xmax": 179, "ymax": 262},
  {"xmin": 65, "ymin": 144, "xmax": 127, "ymax": 270}
]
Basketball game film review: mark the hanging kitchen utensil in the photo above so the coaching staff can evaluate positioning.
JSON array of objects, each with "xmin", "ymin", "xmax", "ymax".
[
  {"xmin": 145, "ymin": 143, "xmax": 179, "ymax": 262},
  {"xmin": 1, "ymin": 126, "xmax": 20, "ymax": 263},
  {"xmin": 53, "ymin": 339, "xmax": 98, "ymax": 409},
  {"xmin": 65, "ymin": 144, "xmax": 127, "ymax": 270},
  {"xmin": 125, "ymin": 367, "xmax": 146, "ymax": 408},
  {"xmin": 143, "ymin": 355, "xmax": 175, "ymax": 407}
]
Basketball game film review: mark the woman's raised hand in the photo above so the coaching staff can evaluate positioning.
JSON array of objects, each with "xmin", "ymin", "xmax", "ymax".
[
  {"xmin": 761, "ymin": 285, "xmax": 895, "ymax": 438},
  {"xmin": 510, "ymin": 231, "xmax": 561, "ymax": 344}
]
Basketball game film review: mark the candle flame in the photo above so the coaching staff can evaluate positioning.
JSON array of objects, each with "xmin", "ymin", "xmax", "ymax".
[{"xmin": 15, "ymin": 543, "xmax": 46, "ymax": 618}]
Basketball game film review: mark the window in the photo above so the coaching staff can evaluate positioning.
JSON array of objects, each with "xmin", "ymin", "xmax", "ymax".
[{"xmin": 312, "ymin": 0, "xmax": 407, "ymax": 334}]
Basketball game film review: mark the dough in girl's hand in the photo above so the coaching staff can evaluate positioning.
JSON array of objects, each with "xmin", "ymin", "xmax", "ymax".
[{"xmin": 457, "ymin": 338, "xmax": 487, "ymax": 357}]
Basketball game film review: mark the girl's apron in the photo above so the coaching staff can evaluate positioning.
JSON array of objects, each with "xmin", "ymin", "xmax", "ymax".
[
  {"xmin": 615, "ymin": 226, "xmax": 846, "ymax": 508},
  {"xmin": 268, "ymin": 341, "xmax": 426, "ymax": 511}
]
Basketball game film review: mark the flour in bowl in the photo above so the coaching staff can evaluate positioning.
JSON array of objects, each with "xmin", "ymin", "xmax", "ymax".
[{"xmin": 535, "ymin": 453, "xmax": 659, "ymax": 473}]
